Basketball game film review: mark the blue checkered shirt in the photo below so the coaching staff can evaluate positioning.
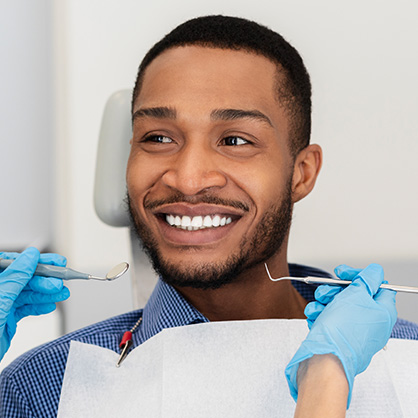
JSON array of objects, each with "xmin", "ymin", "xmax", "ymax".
[{"xmin": 1, "ymin": 263, "xmax": 417, "ymax": 417}]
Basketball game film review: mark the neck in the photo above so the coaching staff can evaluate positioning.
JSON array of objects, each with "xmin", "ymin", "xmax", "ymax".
[{"xmin": 174, "ymin": 254, "xmax": 307, "ymax": 322}]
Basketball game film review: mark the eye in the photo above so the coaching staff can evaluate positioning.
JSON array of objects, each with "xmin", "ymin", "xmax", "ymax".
[
  {"xmin": 221, "ymin": 136, "xmax": 250, "ymax": 146},
  {"xmin": 143, "ymin": 134, "xmax": 173, "ymax": 144}
]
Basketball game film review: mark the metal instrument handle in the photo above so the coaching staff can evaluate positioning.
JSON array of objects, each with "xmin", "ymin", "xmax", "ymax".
[{"xmin": 304, "ymin": 276, "xmax": 418, "ymax": 294}]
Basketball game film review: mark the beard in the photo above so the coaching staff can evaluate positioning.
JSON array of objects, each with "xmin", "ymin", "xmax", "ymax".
[{"xmin": 127, "ymin": 182, "xmax": 293, "ymax": 290}]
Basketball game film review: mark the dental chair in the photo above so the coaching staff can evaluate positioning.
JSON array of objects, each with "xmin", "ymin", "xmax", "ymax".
[{"xmin": 94, "ymin": 90, "xmax": 157, "ymax": 308}]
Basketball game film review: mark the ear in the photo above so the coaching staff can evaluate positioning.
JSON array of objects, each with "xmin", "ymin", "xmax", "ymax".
[{"xmin": 291, "ymin": 144, "xmax": 322, "ymax": 203}]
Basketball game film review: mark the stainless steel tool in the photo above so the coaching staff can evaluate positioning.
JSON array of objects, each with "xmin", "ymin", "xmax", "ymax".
[
  {"xmin": 265, "ymin": 263, "xmax": 418, "ymax": 294},
  {"xmin": 0, "ymin": 258, "xmax": 129, "ymax": 281}
]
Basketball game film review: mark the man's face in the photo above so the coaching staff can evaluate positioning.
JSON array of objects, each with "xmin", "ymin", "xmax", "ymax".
[{"xmin": 127, "ymin": 46, "xmax": 296, "ymax": 289}]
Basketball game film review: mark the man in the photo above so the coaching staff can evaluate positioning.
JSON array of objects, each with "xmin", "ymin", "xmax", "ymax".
[{"xmin": 0, "ymin": 15, "xmax": 415, "ymax": 416}]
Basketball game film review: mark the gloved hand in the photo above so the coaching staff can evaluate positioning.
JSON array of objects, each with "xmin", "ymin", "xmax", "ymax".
[
  {"xmin": 304, "ymin": 265, "xmax": 368, "ymax": 329},
  {"xmin": 0, "ymin": 247, "xmax": 70, "ymax": 361},
  {"xmin": 285, "ymin": 263, "xmax": 397, "ymax": 407}
]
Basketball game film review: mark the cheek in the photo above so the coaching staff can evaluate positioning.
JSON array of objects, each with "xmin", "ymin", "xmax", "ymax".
[
  {"xmin": 228, "ymin": 157, "xmax": 290, "ymax": 208},
  {"xmin": 126, "ymin": 154, "xmax": 162, "ymax": 197}
]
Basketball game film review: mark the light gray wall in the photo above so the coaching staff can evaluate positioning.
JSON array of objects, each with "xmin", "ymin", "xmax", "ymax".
[{"xmin": 0, "ymin": 0, "xmax": 53, "ymax": 251}]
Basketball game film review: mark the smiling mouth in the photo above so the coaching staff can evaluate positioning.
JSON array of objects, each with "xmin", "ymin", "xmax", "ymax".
[{"xmin": 162, "ymin": 214, "xmax": 234, "ymax": 231}]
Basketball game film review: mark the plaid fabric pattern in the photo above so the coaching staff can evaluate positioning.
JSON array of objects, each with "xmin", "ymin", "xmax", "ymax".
[{"xmin": 1, "ymin": 264, "xmax": 417, "ymax": 417}]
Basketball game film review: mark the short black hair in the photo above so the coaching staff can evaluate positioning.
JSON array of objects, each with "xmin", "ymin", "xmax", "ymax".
[{"xmin": 132, "ymin": 15, "xmax": 311, "ymax": 156}]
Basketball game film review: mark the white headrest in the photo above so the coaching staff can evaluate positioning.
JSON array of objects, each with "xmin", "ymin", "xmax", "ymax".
[{"xmin": 94, "ymin": 90, "xmax": 132, "ymax": 227}]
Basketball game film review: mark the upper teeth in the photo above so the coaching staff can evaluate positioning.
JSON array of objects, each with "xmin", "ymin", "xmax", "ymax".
[{"xmin": 165, "ymin": 215, "xmax": 232, "ymax": 230}]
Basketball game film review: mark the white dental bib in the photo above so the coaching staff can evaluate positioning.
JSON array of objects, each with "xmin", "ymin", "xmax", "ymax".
[{"xmin": 57, "ymin": 319, "xmax": 417, "ymax": 417}]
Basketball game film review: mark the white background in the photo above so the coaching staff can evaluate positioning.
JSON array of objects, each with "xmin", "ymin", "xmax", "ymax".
[
  {"xmin": 0, "ymin": 0, "xmax": 53, "ymax": 250},
  {"xmin": 1, "ymin": 0, "xmax": 417, "ymax": 366}
]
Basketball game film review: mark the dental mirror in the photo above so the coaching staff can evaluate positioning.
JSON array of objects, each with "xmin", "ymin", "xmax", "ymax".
[
  {"xmin": 103, "ymin": 262, "xmax": 130, "ymax": 281},
  {"xmin": 0, "ymin": 258, "xmax": 130, "ymax": 281}
]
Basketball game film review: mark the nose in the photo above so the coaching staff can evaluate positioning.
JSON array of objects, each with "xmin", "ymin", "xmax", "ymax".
[{"xmin": 161, "ymin": 143, "xmax": 227, "ymax": 196}]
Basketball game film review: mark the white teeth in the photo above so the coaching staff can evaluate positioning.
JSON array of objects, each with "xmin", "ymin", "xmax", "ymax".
[
  {"xmin": 212, "ymin": 215, "xmax": 220, "ymax": 227},
  {"xmin": 203, "ymin": 215, "xmax": 212, "ymax": 227},
  {"xmin": 165, "ymin": 214, "xmax": 233, "ymax": 230},
  {"xmin": 191, "ymin": 216, "xmax": 203, "ymax": 228},
  {"xmin": 181, "ymin": 216, "xmax": 191, "ymax": 227}
]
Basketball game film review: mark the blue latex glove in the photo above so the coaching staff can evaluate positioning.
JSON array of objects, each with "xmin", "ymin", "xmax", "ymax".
[
  {"xmin": 304, "ymin": 265, "xmax": 367, "ymax": 329},
  {"xmin": 285, "ymin": 263, "xmax": 397, "ymax": 408},
  {"xmin": 0, "ymin": 247, "xmax": 70, "ymax": 361}
]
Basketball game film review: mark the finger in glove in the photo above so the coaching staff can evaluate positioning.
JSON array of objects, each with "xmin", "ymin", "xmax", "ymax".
[
  {"xmin": 28, "ymin": 276, "xmax": 64, "ymax": 293},
  {"xmin": 14, "ymin": 303, "xmax": 57, "ymax": 323},
  {"xmin": 14, "ymin": 287, "xmax": 70, "ymax": 308},
  {"xmin": 0, "ymin": 248, "xmax": 40, "ymax": 299},
  {"xmin": 354, "ymin": 263, "xmax": 385, "ymax": 296},
  {"xmin": 314, "ymin": 284, "xmax": 344, "ymax": 305},
  {"xmin": 304, "ymin": 301, "xmax": 325, "ymax": 330},
  {"xmin": 334, "ymin": 264, "xmax": 362, "ymax": 281}
]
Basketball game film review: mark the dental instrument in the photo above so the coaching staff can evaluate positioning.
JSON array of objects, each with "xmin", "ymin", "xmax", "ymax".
[
  {"xmin": 265, "ymin": 263, "xmax": 418, "ymax": 294},
  {"xmin": 117, "ymin": 315, "xmax": 143, "ymax": 367},
  {"xmin": 0, "ymin": 259, "xmax": 129, "ymax": 281}
]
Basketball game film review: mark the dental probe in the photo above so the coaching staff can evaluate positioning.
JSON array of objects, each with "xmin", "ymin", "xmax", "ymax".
[
  {"xmin": 0, "ymin": 259, "xmax": 129, "ymax": 281},
  {"xmin": 265, "ymin": 263, "xmax": 418, "ymax": 294}
]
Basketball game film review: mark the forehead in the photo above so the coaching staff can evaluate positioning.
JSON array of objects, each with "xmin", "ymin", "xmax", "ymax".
[{"xmin": 134, "ymin": 46, "xmax": 282, "ymax": 114}]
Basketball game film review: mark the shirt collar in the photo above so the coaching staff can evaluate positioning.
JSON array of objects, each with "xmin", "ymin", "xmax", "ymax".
[
  {"xmin": 133, "ymin": 263, "xmax": 331, "ymax": 346},
  {"xmin": 135, "ymin": 279, "xmax": 208, "ymax": 345}
]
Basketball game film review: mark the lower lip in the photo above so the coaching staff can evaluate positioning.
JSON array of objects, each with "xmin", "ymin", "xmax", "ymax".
[{"xmin": 156, "ymin": 216, "xmax": 238, "ymax": 245}]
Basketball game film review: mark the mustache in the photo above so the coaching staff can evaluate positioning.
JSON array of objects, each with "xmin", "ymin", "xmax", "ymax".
[{"xmin": 142, "ymin": 193, "xmax": 250, "ymax": 213}]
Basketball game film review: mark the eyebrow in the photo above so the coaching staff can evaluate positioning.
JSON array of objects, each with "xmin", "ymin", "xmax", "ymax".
[
  {"xmin": 210, "ymin": 108, "xmax": 273, "ymax": 127},
  {"xmin": 132, "ymin": 107, "xmax": 177, "ymax": 121},
  {"xmin": 132, "ymin": 106, "xmax": 273, "ymax": 127}
]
